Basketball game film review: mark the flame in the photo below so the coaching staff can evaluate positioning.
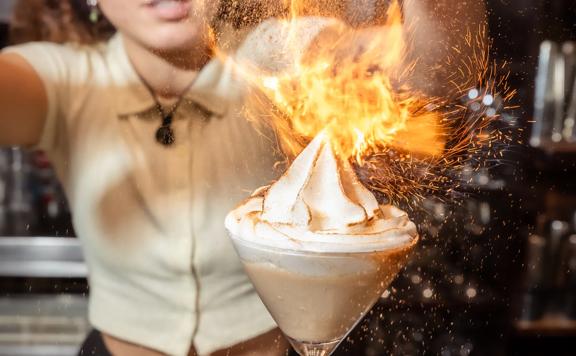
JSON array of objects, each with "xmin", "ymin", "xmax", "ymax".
[
  {"xmin": 247, "ymin": 1, "xmax": 445, "ymax": 164},
  {"xmin": 219, "ymin": 0, "xmax": 515, "ymax": 206}
]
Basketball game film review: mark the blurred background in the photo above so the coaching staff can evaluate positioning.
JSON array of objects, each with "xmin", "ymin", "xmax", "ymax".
[{"xmin": 1, "ymin": 0, "xmax": 576, "ymax": 355}]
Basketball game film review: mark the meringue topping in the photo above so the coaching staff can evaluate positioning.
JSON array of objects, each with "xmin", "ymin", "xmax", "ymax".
[
  {"xmin": 261, "ymin": 131, "xmax": 379, "ymax": 232},
  {"xmin": 225, "ymin": 132, "xmax": 418, "ymax": 253}
]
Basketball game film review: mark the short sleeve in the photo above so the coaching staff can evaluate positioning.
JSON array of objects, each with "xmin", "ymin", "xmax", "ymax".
[
  {"xmin": 235, "ymin": 17, "xmax": 342, "ymax": 74},
  {"xmin": 2, "ymin": 42, "xmax": 74, "ymax": 153}
]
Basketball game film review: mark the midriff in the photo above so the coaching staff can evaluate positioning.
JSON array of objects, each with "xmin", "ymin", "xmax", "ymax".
[{"xmin": 103, "ymin": 328, "xmax": 288, "ymax": 356}]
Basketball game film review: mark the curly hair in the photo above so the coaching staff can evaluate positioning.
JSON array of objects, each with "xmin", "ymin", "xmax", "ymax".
[{"xmin": 9, "ymin": 0, "xmax": 114, "ymax": 45}]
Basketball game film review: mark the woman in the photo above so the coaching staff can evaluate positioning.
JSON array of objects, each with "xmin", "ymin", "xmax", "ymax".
[{"xmin": 0, "ymin": 0, "xmax": 486, "ymax": 355}]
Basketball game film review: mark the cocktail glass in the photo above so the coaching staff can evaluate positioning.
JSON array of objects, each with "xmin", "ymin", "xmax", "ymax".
[{"xmin": 228, "ymin": 233, "xmax": 417, "ymax": 356}]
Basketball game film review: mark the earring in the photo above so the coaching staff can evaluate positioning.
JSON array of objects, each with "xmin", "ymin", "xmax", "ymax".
[{"xmin": 87, "ymin": 0, "xmax": 100, "ymax": 23}]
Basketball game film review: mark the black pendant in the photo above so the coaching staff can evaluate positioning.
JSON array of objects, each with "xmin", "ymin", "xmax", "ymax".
[{"xmin": 156, "ymin": 125, "xmax": 175, "ymax": 146}]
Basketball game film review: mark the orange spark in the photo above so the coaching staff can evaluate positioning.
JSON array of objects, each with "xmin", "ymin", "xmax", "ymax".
[{"xmin": 228, "ymin": 0, "xmax": 516, "ymax": 207}]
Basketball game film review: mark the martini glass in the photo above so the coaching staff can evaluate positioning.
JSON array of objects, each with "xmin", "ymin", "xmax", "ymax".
[{"xmin": 229, "ymin": 233, "xmax": 417, "ymax": 356}]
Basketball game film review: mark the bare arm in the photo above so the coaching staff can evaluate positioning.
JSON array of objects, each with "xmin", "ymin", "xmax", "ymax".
[
  {"xmin": 402, "ymin": 0, "xmax": 488, "ymax": 95},
  {"xmin": 0, "ymin": 53, "xmax": 48, "ymax": 146},
  {"xmin": 307, "ymin": 0, "xmax": 487, "ymax": 96}
]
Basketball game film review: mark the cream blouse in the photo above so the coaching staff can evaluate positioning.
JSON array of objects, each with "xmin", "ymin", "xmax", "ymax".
[{"xmin": 3, "ymin": 18, "xmax": 333, "ymax": 356}]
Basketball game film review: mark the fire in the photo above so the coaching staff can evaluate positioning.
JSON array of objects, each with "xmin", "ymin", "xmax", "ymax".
[
  {"xmin": 223, "ymin": 0, "xmax": 515, "ymax": 206},
  {"xmin": 249, "ymin": 1, "xmax": 445, "ymax": 163}
]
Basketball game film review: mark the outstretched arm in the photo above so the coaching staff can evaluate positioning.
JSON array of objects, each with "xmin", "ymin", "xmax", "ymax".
[
  {"xmin": 402, "ymin": 0, "xmax": 488, "ymax": 95},
  {"xmin": 0, "ymin": 53, "xmax": 48, "ymax": 146},
  {"xmin": 306, "ymin": 0, "xmax": 487, "ymax": 96}
]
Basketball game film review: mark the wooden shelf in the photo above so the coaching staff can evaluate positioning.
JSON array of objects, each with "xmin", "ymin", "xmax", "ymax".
[{"xmin": 515, "ymin": 318, "xmax": 576, "ymax": 336}]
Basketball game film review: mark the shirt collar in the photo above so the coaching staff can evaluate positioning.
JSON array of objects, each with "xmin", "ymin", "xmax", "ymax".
[{"xmin": 108, "ymin": 34, "xmax": 229, "ymax": 118}]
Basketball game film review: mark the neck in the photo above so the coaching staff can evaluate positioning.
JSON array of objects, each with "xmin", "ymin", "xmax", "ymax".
[{"xmin": 123, "ymin": 36, "xmax": 212, "ymax": 99}]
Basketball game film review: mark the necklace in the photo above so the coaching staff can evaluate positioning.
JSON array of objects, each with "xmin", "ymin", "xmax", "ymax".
[
  {"xmin": 152, "ymin": 94, "xmax": 184, "ymax": 146},
  {"xmin": 138, "ymin": 74, "xmax": 197, "ymax": 146}
]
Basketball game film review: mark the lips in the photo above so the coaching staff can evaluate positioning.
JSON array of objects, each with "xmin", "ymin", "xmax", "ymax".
[{"xmin": 144, "ymin": 0, "xmax": 191, "ymax": 22}]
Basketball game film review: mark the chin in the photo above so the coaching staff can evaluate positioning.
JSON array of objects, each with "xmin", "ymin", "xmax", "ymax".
[{"xmin": 144, "ymin": 22, "xmax": 207, "ymax": 52}]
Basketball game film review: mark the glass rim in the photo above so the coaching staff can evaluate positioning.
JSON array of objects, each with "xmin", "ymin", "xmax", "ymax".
[{"xmin": 227, "ymin": 231, "xmax": 419, "ymax": 257}]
